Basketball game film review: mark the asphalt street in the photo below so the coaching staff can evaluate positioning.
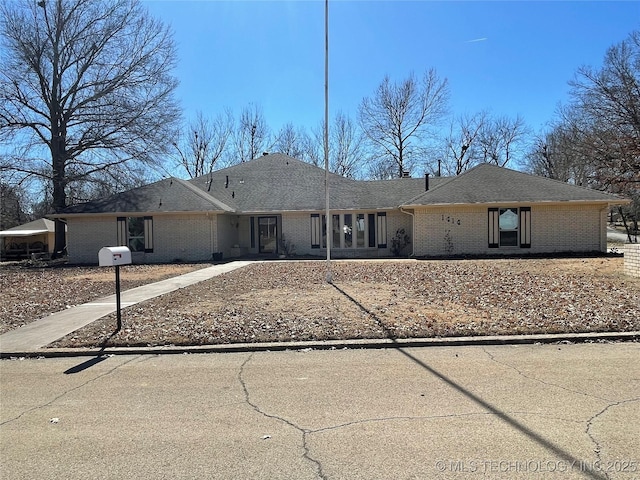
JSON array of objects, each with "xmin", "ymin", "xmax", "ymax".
[{"xmin": 1, "ymin": 343, "xmax": 639, "ymax": 480}]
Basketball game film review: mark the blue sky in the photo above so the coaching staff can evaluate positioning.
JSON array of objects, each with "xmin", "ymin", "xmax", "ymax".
[{"xmin": 144, "ymin": 0, "xmax": 639, "ymax": 136}]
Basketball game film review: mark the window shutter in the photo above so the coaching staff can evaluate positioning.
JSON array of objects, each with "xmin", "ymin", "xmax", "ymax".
[
  {"xmin": 117, "ymin": 217, "xmax": 127, "ymax": 246},
  {"xmin": 368, "ymin": 214, "xmax": 376, "ymax": 247},
  {"xmin": 310, "ymin": 214, "xmax": 320, "ymax": 248},
  {"xmin": 144, "ymin": 216, "xmax": 154, "ymax": 253},
  {"xmin": 377, "ymin": 212, "xmax": 387, "ymax": 248},
  {"xmin": 520, "ymin": 207, "xmax": 531, "ymax": 248},
  {"xmin": 250, "ymin": 217, "xmax": 255, "ymax": 248},
  {"xmin": 488, "ymin": 208, "xmax": 499, "ymax": 248}
]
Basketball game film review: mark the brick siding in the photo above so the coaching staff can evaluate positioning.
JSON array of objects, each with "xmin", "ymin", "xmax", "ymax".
[
  {"xmin": 66, "ymin": 213, "xmax": 216, "ymax": 264},
  {"xmin": 624, "ymin": 244, "xmax": 640, "ymax": 278},
  {"xmin": 413, "ymin": 203, "xmax": 608, "ymax": 257}
]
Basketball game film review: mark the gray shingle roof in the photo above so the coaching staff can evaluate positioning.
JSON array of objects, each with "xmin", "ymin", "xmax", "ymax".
[
  {"xmin": 62, "ymin": 177, "xmax": 233, "ymax": 214},
  {"xmin": 188, "ymin": 153, "xmax": 439, "ymax": 211},
  {"xmin": 60, "ymin": 155, "xmax": 628, "ymax": 216},
  {"xmin": 403, "ymin": 163, "xmax": 628, "ymax": 206},
  {"xmin": 190, "ymin": 153, "xmax": 367, "ymax": 211}
]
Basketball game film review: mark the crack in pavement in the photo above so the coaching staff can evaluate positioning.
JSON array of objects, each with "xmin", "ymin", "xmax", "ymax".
[
  {"xmin": 483, "ymin": 347, "xmax": 640, "ymax": 479},
  {"xmin": 482, "ymin": 347, "xmax": 613, "ymax": 402},
  {"xmin": 585, "ymin": 397, "xmax": 640, "ymax": 480},
  {"xmin": 238, "ymin": 353, "xmax": 327, "ymax": 480},
  {"xmin": 0, "ymin": 355, "xmax": 140, "ymax": 426},
  {"xmin": 330, "ymin": 283, "xmax": 611, "ymax": 480},
  {"xmin": 308, "ymin": 409, "xmax": 582, "ymax": 435}
]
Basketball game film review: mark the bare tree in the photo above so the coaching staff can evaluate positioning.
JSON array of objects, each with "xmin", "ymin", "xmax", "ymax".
[
  {"xmin": 478, "ymin": 115, "xmax": 529, "ymax": 168},
  {"xmin": 359, "ymin": 69, "xmax": 449, "ymax": 178},
  {"xmin": 441, "ymin": 112, "xmax": 487, "ymax": 175},
  {"xmin": 0, "ymin": 0, "xmax": 180, "ymax": 255},
  {"xmin": 330, "ymin": 112, "xmax": 365, "ymax": 178},
  {"xmin": 0, "ymin": 182, "xmax": 29, "ymax": 229},
  {"xmin": 273, "ymin": 123, "xmax": 309, "ymax": 159},
  {"xmin": 300, "ymin": 128, "xmax": 323, "ymax": 167},
  {"xmin": 174, "ymin": 110, "xmax": 233, "ymax": 178},
  {"xmin": 526, "ymin": 115, "xmax": 593, "ymax": 186},
  {"xmin": 233, "ymin": 103, "xmax": 271, "ymax": 162},
  {"xmin": 568, "ymin": 30, "xmax": 640, "ymax": 193}
]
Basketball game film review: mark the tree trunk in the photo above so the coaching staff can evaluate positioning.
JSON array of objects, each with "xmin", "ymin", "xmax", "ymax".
[
  {"xmin": 618, "ymin": 206, "xmax": 634, "ymax": 244},
  {"xmin": 51, "ymin": 134, "xmax": 67, "ymax": 258}
]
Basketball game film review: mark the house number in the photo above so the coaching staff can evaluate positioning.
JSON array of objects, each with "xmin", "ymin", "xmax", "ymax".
[{"xmin": 441, "ymin": 215, "xmax": 461, "ymax": 226}]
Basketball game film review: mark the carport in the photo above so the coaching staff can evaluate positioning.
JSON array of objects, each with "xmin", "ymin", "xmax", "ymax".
[{"xmin": 0, "ymin": 218, "xmax": 56, "ymax": 260}]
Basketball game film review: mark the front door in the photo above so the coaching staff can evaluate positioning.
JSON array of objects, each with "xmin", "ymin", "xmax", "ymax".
[{"xmin": 259, "ymin": 216, "xmax": 278, "ymax": 254}]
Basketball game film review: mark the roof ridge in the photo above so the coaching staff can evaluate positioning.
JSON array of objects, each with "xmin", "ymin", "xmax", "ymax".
[{"xmin": 172, "ymin": 177, "xmax": 235, "ymax": 212}]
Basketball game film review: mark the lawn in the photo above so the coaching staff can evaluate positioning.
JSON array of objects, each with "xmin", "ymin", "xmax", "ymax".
[{"xmin": 29, "ymin": 257, "xmax": 640, "ymax": 348}]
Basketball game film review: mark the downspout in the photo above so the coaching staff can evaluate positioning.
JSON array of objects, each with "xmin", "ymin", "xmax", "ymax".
[{"xmin": 400, "ymin": 207, "xmax": 415, "ymax": 257}]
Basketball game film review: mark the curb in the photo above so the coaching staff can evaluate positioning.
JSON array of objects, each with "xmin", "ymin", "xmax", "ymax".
[{"xmin": 2, "ymin": 331, "xmax": 638, "ymax": 359}]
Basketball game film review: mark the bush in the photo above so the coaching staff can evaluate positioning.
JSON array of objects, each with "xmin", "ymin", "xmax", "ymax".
[{"xmin": 391, "ymin": 228, "xmax": 410, "ymax": 256}]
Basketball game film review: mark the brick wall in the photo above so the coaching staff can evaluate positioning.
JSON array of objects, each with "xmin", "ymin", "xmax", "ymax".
[
  {"xmin": 67, "ymin": 213, "xmax": 216, "ymax": 264},
  {"xmin": 624, "ymin": 244, "xmax": 640, "ymax": 278},
  {"xmin": 67, "ymin": 216, "xmax": 116, "ymax": 263},
  {"xmin": 413, "ymin": 203, "xmax": 608, "ymax": 257}
]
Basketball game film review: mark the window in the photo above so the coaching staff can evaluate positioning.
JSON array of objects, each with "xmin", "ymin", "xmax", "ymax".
[
  {"xmin": 332, "ymin": 214, "xmax": 340, "ymax": 248},
  {"xmin": 499, "ymin": 208, "xmax": 519, "ymax": 247},
  {"xmin": 488, "ymin": 208, "xmax": 531, "ymax": 248},
  {"xmin": 344, "ymin": 214, "xmax": 353, "ymax": 247},
  {"xmin": 117, "ymin": 216, "xmax": 153, "ymax": 253},
  {"xmin": 356, "ymin": 214, "xmax": 365, "ymax": 247},
  {"xmin": 312, "ymin": 212, "xmax": 384, "ymax": 249},
  {"xmin": 128, "ymin": 217, "xmax": 145, "ymax": 252}
]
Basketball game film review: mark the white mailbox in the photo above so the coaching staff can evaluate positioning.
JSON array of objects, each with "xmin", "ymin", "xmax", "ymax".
[{"xmin": 98, "ymin": 246, "xmax": 132, "ymax": 267}]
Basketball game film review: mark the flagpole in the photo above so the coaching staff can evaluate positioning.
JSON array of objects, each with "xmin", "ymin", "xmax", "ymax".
[{"xmin": 324, "ymin": 0, "xmax": 332, "ymax": 283}]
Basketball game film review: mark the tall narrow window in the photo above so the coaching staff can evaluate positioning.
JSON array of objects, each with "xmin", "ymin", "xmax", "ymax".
[
  {"xmin": 377, "ymin": 212, "xmax": 387, "ymax": 248},
  {"xmin": 310, "ymin": 214, "xmax": 321, "ymax": 248},
  {"xmin": 344, "ymin": 214, "xmax": 353, "ymax": 248},
  {"xmin": 332, "ymin": 214, "xmax": 340, "ymax": 248},
  {"xmin": 128, "ymin": 217, "xmax": 145, "ymax": 252},
  {"xmin": 499, "ymin": 208, "xmax": 519, "ymax": 247},
  {"xmin": 356, "ymin": 214, "xmax": 365, "ymax": 248}
]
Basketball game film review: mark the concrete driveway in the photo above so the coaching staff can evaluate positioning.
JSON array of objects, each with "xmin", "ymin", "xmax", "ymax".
[{"xmin": 1, "ymin": 343, "xmax": 639, "ymax": 480}]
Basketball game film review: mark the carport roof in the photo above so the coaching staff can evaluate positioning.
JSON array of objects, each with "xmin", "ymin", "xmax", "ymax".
[{"xmin": 0, "ymin": 218, "xmax": 55, "ymax": 237}]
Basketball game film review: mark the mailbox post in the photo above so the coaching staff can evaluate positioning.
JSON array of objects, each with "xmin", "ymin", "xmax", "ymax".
[{"xmin": 98, "ymin": 246, "xmax": 132, "ymax": 331}]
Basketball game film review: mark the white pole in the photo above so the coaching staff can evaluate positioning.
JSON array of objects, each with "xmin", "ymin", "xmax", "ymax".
[{"xmin": 324, "ymin": 0, "xmax": 332, "ymax": 283}]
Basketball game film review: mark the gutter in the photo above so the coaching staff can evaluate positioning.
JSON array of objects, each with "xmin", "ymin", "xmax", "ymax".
[{"xmin": 400, "ymin": 207, "xmax": 415, "ymax": 257}]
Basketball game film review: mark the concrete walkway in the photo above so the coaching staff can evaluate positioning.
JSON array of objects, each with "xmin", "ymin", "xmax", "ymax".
[{"xmin": 0, "ymin": 261, "xmax": 253, "ymax": 353}]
